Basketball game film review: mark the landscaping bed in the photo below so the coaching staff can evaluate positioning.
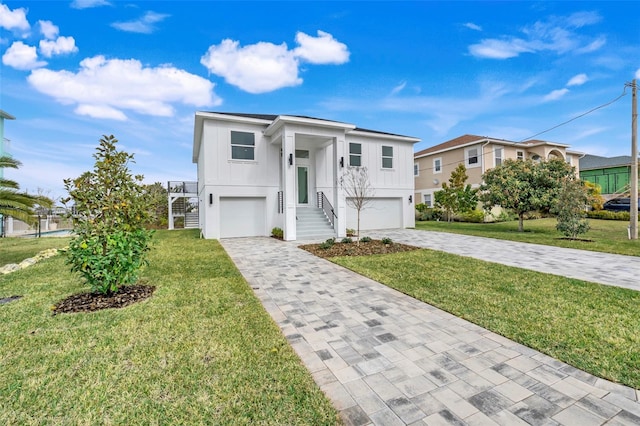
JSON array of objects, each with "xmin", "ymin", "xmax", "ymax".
[{"xmin": 300, "ymin": 239, "xmax": 420, "ymax": 258}]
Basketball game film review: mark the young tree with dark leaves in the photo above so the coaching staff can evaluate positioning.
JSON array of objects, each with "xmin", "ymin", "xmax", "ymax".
[
  {"xmin": 63, "ymin": 135, "xmax": 153, "ymax": 295},
  {"xmin": 434, "ymin": 164, "xmax": 477, "ymax": 222}
]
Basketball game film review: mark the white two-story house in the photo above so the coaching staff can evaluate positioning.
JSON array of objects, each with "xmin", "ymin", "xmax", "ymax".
[{"xmin": 193, "ymin": 112, "xmax": 419, "ymax": 240}]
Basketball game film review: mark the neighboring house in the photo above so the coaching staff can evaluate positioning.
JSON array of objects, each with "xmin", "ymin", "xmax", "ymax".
[
  {"xmin": 193, "ymin": 112, "xmax": 420, "ymax": 240},
  {"xmin": 580, "ymin": 154, "xmax": 639, "ymax": 200},
  {"xmin": 413, "ymin": 134, "xmax": 582, "ymax": 207}
]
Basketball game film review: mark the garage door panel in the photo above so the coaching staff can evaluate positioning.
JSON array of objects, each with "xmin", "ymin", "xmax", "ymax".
[
  {"xmin": 346, "ymin": 197, "xmax": 402, "ymax": 230},
  {"xmin": 220, "ymin": 197, "xmax": 266, "ymax": 238}
]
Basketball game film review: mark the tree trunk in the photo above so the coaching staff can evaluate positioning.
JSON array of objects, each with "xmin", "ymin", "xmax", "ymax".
[
  {"xmin": 518, "ymin": 213, "xmax": 524, "ymax": 232},
  {"xmin": 356, "ymin": 209, "xmax": 361, "ymax": 245}
]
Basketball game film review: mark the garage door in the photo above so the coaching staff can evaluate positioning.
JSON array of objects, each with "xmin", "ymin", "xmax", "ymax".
[
  {"xmin": 346, "ymin": 197, "xmax": 402, "ymax": 230},
  {"xmin": 220, "ymin": 197, "xmax": 266, "ymax": 238}
]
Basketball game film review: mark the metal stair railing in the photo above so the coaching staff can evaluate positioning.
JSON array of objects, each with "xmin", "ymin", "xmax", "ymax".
[{"xmin": 316, "ymin": 191, "xmax": 337, "ymax": 228}]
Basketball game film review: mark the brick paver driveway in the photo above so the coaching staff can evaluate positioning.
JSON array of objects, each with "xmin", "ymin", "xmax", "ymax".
[{"xmin": 221, "ymin": 233, "xmax": 639, "ymax": 425}]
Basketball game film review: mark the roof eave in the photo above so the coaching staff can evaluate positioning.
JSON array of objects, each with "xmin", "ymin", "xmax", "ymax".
[{"xmin": 264, "ymin": 115, "xmax": 356, "ymax": 137}]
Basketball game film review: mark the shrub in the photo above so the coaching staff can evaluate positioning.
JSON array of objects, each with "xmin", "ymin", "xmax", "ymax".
[
  {"xmin": 346, "ymin": 228, "xmax": 356, "ymax": 236},
  {"xmin": 271, "ymin": 227, "xmax": 283, "ymax": 239},
  {"xmin": 381, "ymin": 237, "xmax": 393, "ymax": 245},
  {"xmin": 341, "ymin": 237, "xmax": 353, "ymax": 243},
  {"xmin": 418, "ymin": 208, "xmax": 444, "ymax": 221},
  {"xmin": 587, "ymin": 210, "xmax": 630, "ymax": 221},
  {"xmin": 63, "ymin": 135, "xmax": 153, "ymax": 295},
  {"xmin": 494, "ymin": 209, "xmax": 517, "ymax": 223},
  {"xmin": 319, "ymin": 238, "xmax": 335, "ymax": 250},
  {"xmin": 456, "ymin": 210, "xmax": 485, "ymax": 223},
  {"xmin": 360, "ymin": 236, "xmax": 372, "ymax": 243},
  {"xmin": 415, "ymin": 203, "xmax": 429, "ymax": 213}
]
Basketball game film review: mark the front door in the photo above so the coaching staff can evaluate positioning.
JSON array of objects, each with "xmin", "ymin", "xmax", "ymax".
[{"xmin": 296, "ymin": 166, "xmax": 309, "ymax": 205}]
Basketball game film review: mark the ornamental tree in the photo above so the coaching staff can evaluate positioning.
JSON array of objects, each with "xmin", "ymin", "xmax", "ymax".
[
  {"xmin": 434, "ymin": 163, "xmax": 478, "ymax": 222},
  {"xmin": 552, "ymin": 178, "xmax": 590, "ymax": 239},
  {"xmin": 63, "ymin": 135, "xmax": 153, "ymax": 295},
  {"xmin": 479, "ymin": 158, "xmax": 574, "ymax": 232},
  {"xmin": 341, "ymin": 166, "xmax": 374, "ymax": 244}
]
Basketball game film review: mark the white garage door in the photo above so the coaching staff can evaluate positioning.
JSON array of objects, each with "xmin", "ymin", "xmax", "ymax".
[
  {"xmin": 220, "ymin": 197, "xmax": 266, "ymax": 238},
  {"xmin": 346, "ymin": 197, "xmax": 402, "ymax": 230}
]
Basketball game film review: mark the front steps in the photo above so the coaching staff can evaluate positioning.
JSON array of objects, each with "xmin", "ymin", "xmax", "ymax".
[{"xmin": 296, "ymin": 207, "xmax": 335, "ymax": 240}]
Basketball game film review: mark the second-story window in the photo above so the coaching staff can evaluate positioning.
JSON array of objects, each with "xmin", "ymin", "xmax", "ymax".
[
  {"xmin": 495, "ymin": 148, "xmax": 503, "ymax": 166},
  {"xmin": 349, "ymin": 143, "xmax": 361, "ymax": 167},
  {"xmin": 230, "ymin": 131, "xmax": 255, "ymax": 160},
  {"xmin": 466, "ymin": 147, "xmax": 479, "ymax": 166},
  {"xmin": 382, "ymin": 146, "xmax": 393, "ymax": 169},
  {"xmin": 434, "ymin": 157, "xmax": 442, "ymax": 173}
]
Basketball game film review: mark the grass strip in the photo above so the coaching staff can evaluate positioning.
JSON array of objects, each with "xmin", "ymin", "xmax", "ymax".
[
  {"xmin": 0, "ymin": 236, "xmax": 71, "ymax": 266},
  {"xmin": 0, "ymin": 229, "xmax": 339, "ymax": 425},
  {"xmin": 333, "ymin": 249, "xmax": 640, "ymax": 389},
  {"xmin": 416, "ymin": 218, "xmax": 640, "ymax": 257}
]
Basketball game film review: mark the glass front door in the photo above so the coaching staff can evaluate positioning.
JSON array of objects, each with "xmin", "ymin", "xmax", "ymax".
[{"xmin": 297, "ymin": 166, "xmax": 309, "ymax": 205}]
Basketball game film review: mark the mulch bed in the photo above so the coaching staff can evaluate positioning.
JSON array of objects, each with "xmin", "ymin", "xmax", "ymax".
[
  {"xmin": 53, "ymin": 284, "xmax": 156, "ymax": 314},
  {"xmin": 299, "ymin": 239, "xmax": 420, "ymax": 259}
]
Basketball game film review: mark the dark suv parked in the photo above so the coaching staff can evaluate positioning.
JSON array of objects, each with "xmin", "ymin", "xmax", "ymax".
[{"xmin": 602, "ymin": 197, "xmax": 640, "ymax": 212}]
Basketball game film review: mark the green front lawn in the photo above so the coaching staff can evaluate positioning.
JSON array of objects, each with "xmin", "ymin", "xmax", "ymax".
[
  {"xmin": 334, "ymin": 249, "xmax": 640, "ymax": 389},
  {"xmin": 0, "ymin": 236, "xmax": 71, "ymax": 266},
  {"xmin": 0, "ymin": 230, "xmax": 339, "ymax": 425},
  {"xmin": 416, "ymin": 218, "xmax": 640, "ymax": 257}
]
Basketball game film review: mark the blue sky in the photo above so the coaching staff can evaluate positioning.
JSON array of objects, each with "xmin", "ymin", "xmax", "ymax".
[{"xmin": 1, "ymin": 1, "xmax": 639, "ymax": 201}]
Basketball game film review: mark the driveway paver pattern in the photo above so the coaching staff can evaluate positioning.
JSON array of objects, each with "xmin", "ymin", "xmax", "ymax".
[{"xmin": 220, "ymin": 231, "xmax": 640, "ymax": 425}]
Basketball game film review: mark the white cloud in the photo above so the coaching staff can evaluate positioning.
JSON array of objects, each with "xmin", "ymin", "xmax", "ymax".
[
  {"xmin": 543, "ymin": 88, "xmax": 569, "ymax": 102},
  {"xmin": 463, "ymin": 22, "xmax": 482, "ymax": 31},
  {"xmin": 111, "ymin": 11, "xmax": 170, "ymax": 34},
  {"xmin": 39, "ymin": 36, "xmax": 78, "ymax": 57},
  {"xmin": 27, "ymin": 55, "xmax": 221, "ymax": 120},
  {"xmin": 293, "ymin": 30, "xmax": 349, "ymax": 64},
  {"xmin": 0, "ymin": 4, "xmax": 30, "ymax": 33},
  {"xmin": 38, "ymin": 20, "xmax": 58, "ymax": 39},
  {"xmin": 71, "ymin": 0, "xmax": 111, "ymax": 9},
  {"xmin": 566, "ymin": 11, "xmax": 602, "ymax": 27},
  {"xmin": 635, "ymin": 68, "xmax": 640, "ymax": 79},
  {"xmin": 567, "ymin": 73, "xmax": 588, "ymax": 86},
  {"xmin": 390, "ymin": 81, "xmax": 406, "ymax": 96},
  {"xmin": 201, "ymin": 39, "xmax": 301, "ymax": 94},
  {"xmin": 469, "ymin": 11, "xmax": 605, "ymax": 59},
  {"xmin": 76, "ymin": 104, "xmax": 127, "ymax": 121},
  {"xmin": 469, "ymin": 38, "xmax": 532, "ymax": 59},
  {"xmin": 201, "ymin": 31, "xmax": 349, "ymax": 93},
  {"xmin": 2, "ymin": 41, "xmax": 46, "ymax": 70}
]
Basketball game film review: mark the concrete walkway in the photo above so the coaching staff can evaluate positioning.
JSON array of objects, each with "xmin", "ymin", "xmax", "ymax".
[{"xmin": 220, "ymin": 231, "xmax": 640, "ymax": 425}]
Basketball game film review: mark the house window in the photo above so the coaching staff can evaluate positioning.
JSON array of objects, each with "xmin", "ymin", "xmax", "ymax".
[
  {"xmin": 566, "ymin": 155, "xmax": 572, "ymax": 165},
  {"xmin": 495, "ymin": 148, "xmax": 503, "ymax": 167},
  {"xmin": 414, "ymin": 163, "xmax": 419, "ymax": 176},
  {"xmin": 516, "ymin": 150, "xmax": 524, "ymax": 161},
  {"xmin": 230, "ymin": 131, "xmax": 255, "ymax": 160},
  {"xmin": 433, "ymin": 157, "xmax": 442, "ymax": 174},
  {"xmin": 466, "ymin": 147, "xmax": 479, "ymax": 167},
  {"xmin": 382, "ymin": 146, "xmax": 393, "ymax": 169},
  {"xmin": 349, "ymin": 143, "xmax": 361, "ymax": 167},
  {"xmin": 423, "ymin": 193, "xmax": 432, "ymax": 207}
]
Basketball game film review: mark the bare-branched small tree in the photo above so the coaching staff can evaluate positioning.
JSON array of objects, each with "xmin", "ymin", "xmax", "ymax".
[{"xmin": 341, "ymin": 166, "xmax": 375, "ymax": 244}]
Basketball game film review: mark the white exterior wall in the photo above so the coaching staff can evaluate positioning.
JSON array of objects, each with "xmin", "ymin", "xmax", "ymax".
[
  {"xmin": 198, "ymin": 119, "xmax": 280, "ymax": 239},
  {"xmin": 343, "ymin": 133, "xmax": 416, "ymax": 230},
  {"xmin": 194, "ymin": 114, "xmax": 418, "ymax": 239}
]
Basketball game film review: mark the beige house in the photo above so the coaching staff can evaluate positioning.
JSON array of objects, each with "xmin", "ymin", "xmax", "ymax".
[{"xmin": 414, "ymin": 134, "xmax": 582, "ymax": 207}]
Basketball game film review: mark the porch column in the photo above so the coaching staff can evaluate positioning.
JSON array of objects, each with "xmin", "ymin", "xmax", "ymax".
[
  {"xmin": 334, "ymin": 136, "xmax": 347, "ymax": 238},
  {"xmin": 282, "ymin": 129, "xmax": 297, "ymax": 240}
]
